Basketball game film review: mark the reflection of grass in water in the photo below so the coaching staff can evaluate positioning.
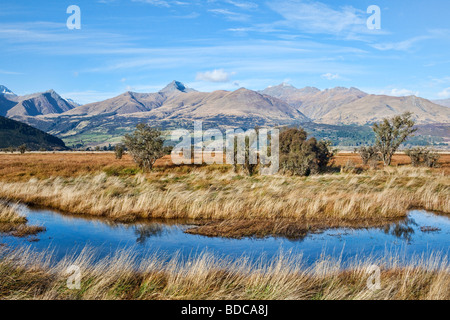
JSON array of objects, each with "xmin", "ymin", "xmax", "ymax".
[
  {"xmin": 0, "ymin": 246, "xmax": 448, "ymax": 300},
  {"xmin": 0, "ymin": 202, "xmax": 45, "ymax": 237}
]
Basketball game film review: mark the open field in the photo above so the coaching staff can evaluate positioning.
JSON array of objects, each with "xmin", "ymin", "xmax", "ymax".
[
  {"xmin": 0, "ymin": 153, "xmax": 448, "ymax": 238},
  {"xmin": 0, "ymin": 247, "xmax": 448, "ymax": 300},
  {"xmin": 0, "ymin": 153, "xmax": 449, "ymax": 300},
  {"xmin": 0, "ymin": 152, "xmax": 449, "ymax": 182}
]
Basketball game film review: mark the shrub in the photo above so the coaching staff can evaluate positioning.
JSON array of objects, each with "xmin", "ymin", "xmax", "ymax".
[
  {"xmin": 355, "ymin": 146, "xmax": 380, "ymax": 165},
  {"xmin": 279, "ymin": 128, "xmax": 334, "ymax": 176},
  {"xmin": 115, "ymin": 144, "xmax": 124, "ymax": 159},
  {"xmin": 404, "ymin": 147, "xmax": 423, "ymax": 167},
  {"xmin": 423, "ymin": 150, "xmax": 440, "ymax": 168},
  {"xmin": 18, "ymin": 144, "xmax": 27, "ymax": 154},
  {"xmin": 405, "ymin": 147, "xmax": 440, "ymax": 168}
]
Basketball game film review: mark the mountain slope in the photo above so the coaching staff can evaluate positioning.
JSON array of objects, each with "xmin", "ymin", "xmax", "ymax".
[
  {"xmin": 0, "ymin": 85, "xmax": 16, "ymax": 96},
  {"xmin": 260, "ymin": 84, "xmax": 367, "ymax": 119},
  {"xmin": 433, "ymin": 99, "xmax": 450, "ymax": 108},
  {"xmin": 0, "ymin": 86, "xmax": 78, "ymax": 117},
  {"xmin": 261, "ymin": 84, "xmax": 449, "ymax": 125},
  {"xmin": 65, "ymin": 91, "xmax": 166, "ymax": 116},
  {"xmin": 317, "ymin": 95, "xmax": 450, "ymax": 125},
  {"xmin": 6, "ymin": 90, "xmax": 77, "ymax": 117},
  {"xmin": 0, "ymin": 116, "xmax": 68, "ymax": 150}
]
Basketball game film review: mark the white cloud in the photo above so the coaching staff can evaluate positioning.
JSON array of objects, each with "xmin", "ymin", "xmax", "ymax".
[
  {"xmin": 196, "ymin": 69, "xmax": 235, "ymax": 82},
  {"xmin": 321, "ymin": 73, "xmax": 340, "ymax": 80},
  {"xmin": 371, "ymin": 35, "xmax": 433, "ymax": 51},
  {"xmin": 132, "ymin": 0, "xmax": 170, "ymax": 7},
  {"xmin": 0, "ymin": 69, "xmax": 23, "ymax": 75},
  {"xmin": 267, "ymin": 0, "xmax": 368, "ymax": 36},
  {"xmin": 225, "ymin": 1, "xmax": 258, "ymax": 10},
  {"xmin": 438, "ymin": 87, "xmax": 450, "ymax": 98},
  {"xmin": 208, "ymin": 8, "xmax": 249, "ymax": 21}
]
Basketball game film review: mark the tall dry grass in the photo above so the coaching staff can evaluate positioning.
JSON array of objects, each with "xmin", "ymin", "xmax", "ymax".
[
  {"xmin": 0, "ymin": 166, "xmax": 448, "ymax": 225},
  {"xmin": 0, "ymin": 246, "xmax": 448, "ymax": 300},
  {"xmin": 0, "ymin": 202, "xmax": 45, "ymax": 237}
]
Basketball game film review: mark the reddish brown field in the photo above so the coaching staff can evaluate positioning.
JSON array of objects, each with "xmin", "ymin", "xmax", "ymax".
[
  {"xmin": 333, "ymin": 152, "xmax": 450, "ymax": 174},
  {"xmin": 0, "ymin": 152, "xmax": 449, "ymax": 181}
]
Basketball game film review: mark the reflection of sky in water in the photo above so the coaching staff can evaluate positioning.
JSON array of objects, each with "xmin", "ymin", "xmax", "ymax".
[{"xmin": 1, "ymin": 206, "xmax": 448, "ymax": 266}]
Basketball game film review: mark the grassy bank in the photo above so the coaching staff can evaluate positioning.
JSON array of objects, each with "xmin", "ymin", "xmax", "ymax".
[
  {"xmin": 0, "ymin": 247, "xmax": 448, "ymax": 300},
  {"xmin": 0, "ymin": 153, "xmax": 448, "ymax": 238},
  {"xmin": 0, "ymin": 202, "xmax": 45, "ymax": 237}
]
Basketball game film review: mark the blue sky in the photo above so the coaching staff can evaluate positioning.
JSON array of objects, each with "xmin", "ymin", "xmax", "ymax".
[{"xmin": 1, "ymin": 0, "xmax": 449, "ymax": 104}]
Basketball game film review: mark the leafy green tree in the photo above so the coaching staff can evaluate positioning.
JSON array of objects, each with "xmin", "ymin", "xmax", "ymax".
[
  {"xmin": 372, "ymin": 112, "xmax": 417, "ymax": 166},
  {"xmin": 123, "ymin": 123, "xmax": 164, "ymax": 171}
]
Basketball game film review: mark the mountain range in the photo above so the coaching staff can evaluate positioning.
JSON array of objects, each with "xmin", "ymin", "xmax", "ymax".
[
  {"xmin": 0, "ymin": 86, "xmax": 78, "ymax": 117},
  {"xmin": 1, "ymin": 81, "xmax": 449, "ymax": 147},
  {"xmin": 260, "ymin": 83, "xmax": 450, "ymax": 125}
]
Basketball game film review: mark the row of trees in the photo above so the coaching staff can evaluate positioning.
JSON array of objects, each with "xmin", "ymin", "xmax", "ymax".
[
  {"xmin": 2, "ymin": 144, "xmax": 28, "ymax": 154},
  {"xmin": 356, "ymin": 112, "xmax": 440, "ymax": 168},
  {"xmin": 121, "ymin": 112, "xmax": 439, "ymax": 174},
  {"xmin": 122, "ymin": 123, "xmax": 335, "ymax": 176}
]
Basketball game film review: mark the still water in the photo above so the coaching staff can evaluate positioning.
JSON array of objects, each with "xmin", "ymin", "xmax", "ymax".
[{"xmin": 1, "ymin": 205, "xmax": 449, "ymax": 265}]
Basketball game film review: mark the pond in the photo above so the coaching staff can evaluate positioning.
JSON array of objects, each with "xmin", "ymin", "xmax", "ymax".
[{"xmin": 1, "ymin": 205, "xmax": 449, "ymax": 266}]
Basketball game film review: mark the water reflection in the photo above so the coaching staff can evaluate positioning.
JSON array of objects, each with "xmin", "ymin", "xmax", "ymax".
[
  {"xmin": 382, "ymin": 217, "xmax": 418, "ymax": 242},
  {"xmin": 134, "ymin": 224, "xmax": 165, "ymax": 244},
  {"xmin": 0, "ymin": 205, "xmax": 448, "ymax": 265}
]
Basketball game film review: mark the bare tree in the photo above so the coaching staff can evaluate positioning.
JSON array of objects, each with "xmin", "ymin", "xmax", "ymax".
[
  {"xmin": 123, "ymin": 123, "xmax": 164, "ymax": 171},
  {"xmin": 372, "ymin": 112, "xmax": 417, "ymax": 166}
]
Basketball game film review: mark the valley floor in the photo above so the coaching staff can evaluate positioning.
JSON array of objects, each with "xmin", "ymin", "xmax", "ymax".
[
  {"xmin": 0, "ymin": 153, "xmax": 449, "ymax": 300},
  {"xmin": 0, "ymin": 153, "xmax": 448, "ymax": 238}
]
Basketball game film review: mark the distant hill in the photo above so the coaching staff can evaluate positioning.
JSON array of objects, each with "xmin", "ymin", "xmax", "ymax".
[
  {"xmin": 261, "ymin": 84, "xmax": 450, "ymax": 125},
  {"xmin": 260, "ymin": 84, "xmax": 367, "ymax": 119},
  {"xmin": 0, "ymin": 116, "xmax": 68, "ymax": 150},
  {"xmin": 317, "ymin": 95, "xmax": 450, "ymax": 125},
  {"xmin": 433, "ymin": 99, "xmax": 450, "ymax": 108},
  {"xmin": 0, "ymin": 86, "xmax": 77, "ymax": 117}
]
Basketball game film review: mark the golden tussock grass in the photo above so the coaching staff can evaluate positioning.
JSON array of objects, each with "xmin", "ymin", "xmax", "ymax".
[
  {"xmin": 0, "ymin": 153, "xmax": 448, "ymax": 237},
  {"xmin": 0, "ymin": 247, "xmax": 448, "ymax": 300},
  {"xmin": 0, "ymin": 202, "xmax": 45, "ymax": 237},
  {"xmin": 0, "ymin": 165, "xmax": 448, "ymax": 225}
]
